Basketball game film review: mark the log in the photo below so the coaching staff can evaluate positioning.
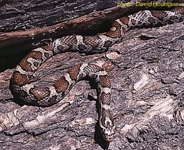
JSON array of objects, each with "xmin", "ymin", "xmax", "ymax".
[{"xmin": 0, "ymin": 0, "xmax": 137, "ymax": 72}]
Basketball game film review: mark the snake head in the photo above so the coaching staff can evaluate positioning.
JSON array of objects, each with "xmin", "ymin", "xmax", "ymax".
[
  {"xmin": 99, "ymin": 110, "xmax": 115, "ymax": 142},
  {"xmin": 100, "ymin": 125, "xmax": 115, "ymax": 142}
]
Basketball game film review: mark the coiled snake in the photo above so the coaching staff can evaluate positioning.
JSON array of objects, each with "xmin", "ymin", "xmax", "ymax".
[{"xmin": 11, "ymin": 7, "xmax": 184, "ymax": 142}]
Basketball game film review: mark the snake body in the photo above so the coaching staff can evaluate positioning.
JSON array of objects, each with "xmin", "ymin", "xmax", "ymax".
[{"xmin": 11, "ymin": 7, "xmax": 184, "ymax": 141}]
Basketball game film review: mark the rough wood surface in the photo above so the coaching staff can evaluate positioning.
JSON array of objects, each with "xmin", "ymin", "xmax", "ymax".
[
  {"xmin": 0, "ymin": 0, "xmax": 138, "ymax": 72},
  {"xmin": 1, "ymin": 20, "xmax": 184, "ymax": 150},
  {"xmin": 0, "ymin": 0, "xmax": 184, "ymax": 150},
  {"xmin": 0, "ymin": 5, "xmax": 136, "ymax": 49},
  {"xmin": 0, "ymin": 0, "xmax": 121, "ymax": 32}
]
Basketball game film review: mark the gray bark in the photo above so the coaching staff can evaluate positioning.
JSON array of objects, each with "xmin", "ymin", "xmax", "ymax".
[{"xmin": 0, "ymin": 0, "xmax": 119, "ymax": 32}]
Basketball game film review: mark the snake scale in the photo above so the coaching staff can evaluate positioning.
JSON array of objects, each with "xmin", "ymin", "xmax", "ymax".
[{"xmin": 11, "ymin": 7, "xmax": 184, "ymax": 142}]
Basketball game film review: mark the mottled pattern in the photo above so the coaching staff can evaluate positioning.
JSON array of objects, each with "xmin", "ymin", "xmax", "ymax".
[
  {"xmin": 11, "ymin": 7, "xmax": 184, "ymax": 142},
  {"xmin": 12, "ymin": 72, "xmax": 30, "ymax": 86},
  {"xmin": 68, "ymin": 64, "xmax": 81, "ymax": 80},
  {"xmin": 54, "ymin": 77, "xmax": 69, "ymax": 93},
  {"xmin": 19, "ymin": 51, "xmax": 42, "ymax": 71},
  {"xmin": 30, "ymin": 86, "xmax": 50, "ymax": 100}
]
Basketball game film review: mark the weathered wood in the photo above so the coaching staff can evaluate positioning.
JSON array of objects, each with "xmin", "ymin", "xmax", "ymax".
[
  {"xmin": 1, "ymin": 19, "xmax": 184, "ymax": 150},
  {"xmin": 0, "ymin": 0, "xmax": 119, "ymax": 32},
  {"xmin": 0, "ymin": 5, "xmax": 136, "ymax": 49},
  {"xmin": 0, "ymin": 0, "xmax": 137, "ymax": 72}
]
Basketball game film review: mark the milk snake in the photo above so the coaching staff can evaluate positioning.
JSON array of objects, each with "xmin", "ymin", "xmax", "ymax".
[{"xmin": 11, "ymin": 7, "xmax": 184, "ymax": 142}]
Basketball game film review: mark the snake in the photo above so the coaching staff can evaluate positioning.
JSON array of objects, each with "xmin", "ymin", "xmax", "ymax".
[{"xmin": 11, "ymin": 6, "xmax": 184, "ymax": 142}]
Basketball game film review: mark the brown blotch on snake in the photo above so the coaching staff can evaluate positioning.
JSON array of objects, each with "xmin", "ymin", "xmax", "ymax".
[
  {"xmin": 30, "ymin": 86, "xmax": 50, "ymax": 100},
  {"xmin": 19, "ymin": 51, "xmax": 42, "ymax": 71},
  {"xmin": 150, "ymin": 11, "xmax": 167, "ymax": 20},
  {"xmin": 68, "ymin": 64, "xmax": 81, "ymax": 80},
  {"xmin": 99, "ymin": 75, "xmax": 111, "ymax": 88},
  {"xmin": 12, "ymin": 72, "xmax": 30, "ymax": 86},
  {"xmin": 171, "ymin": 7, "xmax": 184, "ymax": 14},
  {"xmin": 53, "ymin": 77, "xmax": 69, "ymax": 93},
  {"xmin": 105, "ymin": 21, "xmax": 122, "ymax": 38},
  {"xmin": 83, "ymin": 36, "xmax": 99, "ymax": 49}
]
